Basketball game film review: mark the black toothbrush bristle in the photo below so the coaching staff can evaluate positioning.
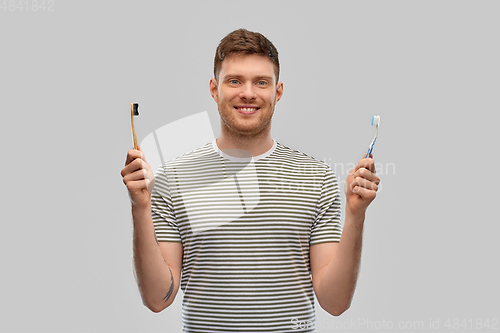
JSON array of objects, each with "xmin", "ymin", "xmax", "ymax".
[{"xmin": 133, "ymin": 103, "xmax": 139, "ymax": 116}]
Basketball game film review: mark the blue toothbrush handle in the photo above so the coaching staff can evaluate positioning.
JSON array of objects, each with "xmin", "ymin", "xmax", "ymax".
[{"xmin": 366, "ymin": 137, "xmax": 377, "ymax": 158}]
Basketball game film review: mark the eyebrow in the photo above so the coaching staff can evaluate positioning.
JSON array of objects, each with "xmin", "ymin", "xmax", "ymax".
[{"xmin": 223, "ymin": 74, "xmax": 274, "ymax": 81}]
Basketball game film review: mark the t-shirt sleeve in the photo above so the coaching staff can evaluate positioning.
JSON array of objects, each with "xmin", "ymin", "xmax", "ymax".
[
  {"xmin": 310, "ymin": 167, "xmax": 343, "ymax": 245},
  {"xmin": 151, "ymin": 165, "xmax": 182, "ymax": 243}
]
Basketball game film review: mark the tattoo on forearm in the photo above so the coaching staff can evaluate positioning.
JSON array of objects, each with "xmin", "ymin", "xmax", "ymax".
[{"xmin": 163, "ymin": 265, "xmax": 174, "ymax": 302}]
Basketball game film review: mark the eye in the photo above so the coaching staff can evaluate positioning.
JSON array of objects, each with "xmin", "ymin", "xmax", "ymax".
[
  {"xmin": 257, "ymin": 81, "xmax": 267, "ymax": 86},
  {"xmin": 229, "ymin": 79, "xmax": 239, "ymax": 84}
]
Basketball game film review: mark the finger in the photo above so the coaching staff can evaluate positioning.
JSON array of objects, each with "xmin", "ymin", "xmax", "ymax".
[
  {"xmin": 352, "ymin": 177, "xmax": 379, "ymax": 192},
  {"xmin": 134, "ymin": 160, "xmax": 154, "ymax": 182},
  {"xmin": 125, "ymin": 149, "xmax": 145, "ymax": 166},
  {"xmin": 125, "ymin": 172, "xmax": 154, "ymax": 194},
  {"xmin": 354, "ymin": 167, "xmax": 380, "ymax": 185},
  {"xmin": 121, "ymin": 157, "xmax": 150, "ymax": 178},
  {"xmin": 351, "ymin": 186, "xmax": 377, "ymax": 201},
  {"xmin": 123, "ymin": 168, "xmax": 148, "ymax": 183},
  {"xmin": 136, "ymin": 145, "xmax": 150, "ymax": 163},
  {"xmin": 348, "ymin": 164, "xmax": 360, "ymax": 177},
  {"xmin": 125, "ymin": 178, "xmax": 149, "ymax": 193},
  {"xmin": 122, "ymin": 158, "xmax": 142, "ymax": 177},
  {"xmin": 356, "ymin": 157, "xmax": 376, "ymax": 174},
  {"xmin": 124, "ymin": 167, "xmax": 154, "ymax": 189}
]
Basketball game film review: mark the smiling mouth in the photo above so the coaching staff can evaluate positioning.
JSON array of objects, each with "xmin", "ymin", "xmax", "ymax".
[{"xmin": 234, "ymin": 106, "xmax": 260, "ymax": 113}]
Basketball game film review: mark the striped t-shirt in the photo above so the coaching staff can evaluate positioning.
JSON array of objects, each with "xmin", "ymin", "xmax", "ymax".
[{"xmin": 151, "ymin": 139, "xmax": 343, "ymax": 332}]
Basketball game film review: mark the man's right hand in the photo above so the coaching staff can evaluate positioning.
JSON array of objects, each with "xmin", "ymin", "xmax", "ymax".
[
  {"xmin": 121, "ymin": 146, "xmax": 155, "ymax": 208},
  {"xmin": 121, "ymin": 146, "xmax": 182, "ymax": 312}
]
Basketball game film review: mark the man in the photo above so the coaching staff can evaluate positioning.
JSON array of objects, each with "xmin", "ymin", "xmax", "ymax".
[{"xmin": 121, "ymin": 28, "xmax": 380, "ymax": 332}]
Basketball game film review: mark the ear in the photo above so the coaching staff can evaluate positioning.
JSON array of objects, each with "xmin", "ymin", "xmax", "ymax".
[
  {"xmin": 209, "ymin": 78, "xmax": 219, "ymax": 104},
  {"xmin": 275, "ymin": 81, "xmax": 283, "ymax": 103}
]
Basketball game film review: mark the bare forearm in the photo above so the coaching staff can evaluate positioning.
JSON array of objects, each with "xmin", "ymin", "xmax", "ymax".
[
  {"xmin": 132, "ymin": 203, "xmax": 175, "ymax": 312},
  {"xmin": 317, "ymin": 211, "xmax": 365, "ymax": 315},
  {"xmin": 315, "ymin": 156, "xmax": 379, "ymax": 315}
]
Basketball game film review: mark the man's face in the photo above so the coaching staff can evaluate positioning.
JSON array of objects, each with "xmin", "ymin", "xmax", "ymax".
[{"xmin": 210, "ymin": 54, "xmax": 283, "ymax": 138}]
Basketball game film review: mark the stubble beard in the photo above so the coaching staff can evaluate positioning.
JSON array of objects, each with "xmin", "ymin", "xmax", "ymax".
[{"xmin": 219, "ymin": 102, "xmax": 275, "ymax": 139}]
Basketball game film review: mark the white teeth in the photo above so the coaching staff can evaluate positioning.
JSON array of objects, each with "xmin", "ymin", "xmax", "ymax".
[{"xmin": 239, "ymin": 108, "xmax": 257, "ymax": 111}]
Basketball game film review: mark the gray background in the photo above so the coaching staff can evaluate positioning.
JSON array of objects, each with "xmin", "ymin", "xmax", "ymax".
[{"xmin": 1, "ymin": 0, "xmax": 498, "ymax": 332}]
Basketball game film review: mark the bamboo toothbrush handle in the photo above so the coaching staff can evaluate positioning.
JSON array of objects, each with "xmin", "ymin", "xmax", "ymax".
[{"xmin": 131, "ymin": 103, "xmax": 138, "ymax": 150}]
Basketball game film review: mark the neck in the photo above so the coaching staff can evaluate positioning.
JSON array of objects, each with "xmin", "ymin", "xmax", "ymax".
[{"xmin": 216, "ymin": 127, "xmax": 274, "ymax": 157}]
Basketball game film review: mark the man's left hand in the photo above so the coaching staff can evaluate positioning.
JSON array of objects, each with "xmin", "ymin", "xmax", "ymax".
[{"xmin": 345, "ymin": 156, "xmax": 380, "ymax": 217}]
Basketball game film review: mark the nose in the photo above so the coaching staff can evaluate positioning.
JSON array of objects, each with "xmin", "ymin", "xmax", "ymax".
[{"xmin": 238, "ymin": 82, "xmax": 257, "ymax": 100}]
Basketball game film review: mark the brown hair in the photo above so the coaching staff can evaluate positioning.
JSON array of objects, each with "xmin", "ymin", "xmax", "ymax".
[{"xmin": 214, "ymin": 28, "xmax": 280, "ymax": 82}]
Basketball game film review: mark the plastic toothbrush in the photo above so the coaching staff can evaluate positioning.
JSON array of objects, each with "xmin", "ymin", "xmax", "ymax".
[{"xmin": 366, "ymin": 115, "xmax": 380, "ymax": 158}]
